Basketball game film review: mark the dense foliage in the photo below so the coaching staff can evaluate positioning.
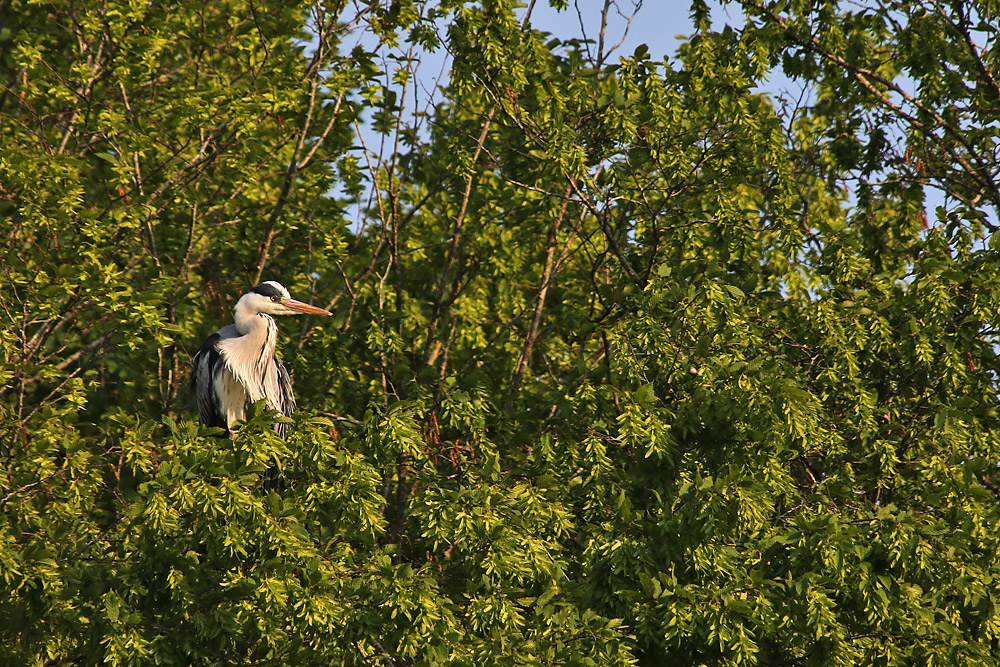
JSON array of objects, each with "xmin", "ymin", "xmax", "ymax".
[{"xmin": 2, "ymin": 0, "xmax": 998, "ymax": 664}]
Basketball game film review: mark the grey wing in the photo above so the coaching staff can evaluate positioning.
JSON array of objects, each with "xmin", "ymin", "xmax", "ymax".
[
  {"xmin": 274, "ymin": 356, "xmax": 296, "ymax": 438},
  {"xmin": 191, "ymin": 333, "xmax": 228, "ymax": 431}
]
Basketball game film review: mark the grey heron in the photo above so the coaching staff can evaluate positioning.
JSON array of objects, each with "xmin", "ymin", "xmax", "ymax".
[{"xmin": 191, "ymin": 280, "xmax": 332, "ymax": 439}]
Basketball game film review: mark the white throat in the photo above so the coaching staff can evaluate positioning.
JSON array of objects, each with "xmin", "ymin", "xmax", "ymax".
[{"xmin": 218, "ymin": 297, "xmax": 280, "ymax": 405}]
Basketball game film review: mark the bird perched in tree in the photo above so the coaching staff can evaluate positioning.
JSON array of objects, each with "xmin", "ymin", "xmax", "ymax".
[{"xmin": 191, "ymin": 280, "xmax": 332, "ymax": 438}]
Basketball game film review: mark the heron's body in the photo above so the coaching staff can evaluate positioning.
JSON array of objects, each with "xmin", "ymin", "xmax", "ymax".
[{"xmin": 191, "ymin": 281, "xmax": 330, "ymax": 437}]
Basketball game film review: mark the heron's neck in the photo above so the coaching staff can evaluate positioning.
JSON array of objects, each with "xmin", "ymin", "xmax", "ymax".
[
  {"xmin": 233, "ymin": 300, "xmax": 277, "ymax": 346},
  {"xmin": 222, "ymin": 300, "xmax": 280, "ymax": 405}
]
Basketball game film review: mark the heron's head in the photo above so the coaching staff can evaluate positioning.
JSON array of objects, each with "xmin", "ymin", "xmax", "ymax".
[{"xmin": 241, "ymin": 280, "xmax": 332, "ymax": 316}]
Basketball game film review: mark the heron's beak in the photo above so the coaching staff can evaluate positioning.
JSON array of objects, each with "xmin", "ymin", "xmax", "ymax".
[{"xmin": 281, "ymin": 298, "xmax": 332, "ymax": 316}]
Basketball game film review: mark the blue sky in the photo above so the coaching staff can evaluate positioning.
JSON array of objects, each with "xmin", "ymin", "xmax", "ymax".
[
  {"xmin": 526, "ymin": 0, "xmax": 693, "ymax": 63},
  {"xmin": 523, "ymin": 1, "xmax": 798, "ymax": 97},
  {"xmin": 347, "ymin": 0, "xmax": 800, "ymax": 130},
  {"xmin": 344, "ymin": 1, "xmax": 976, "ymax": 228}
]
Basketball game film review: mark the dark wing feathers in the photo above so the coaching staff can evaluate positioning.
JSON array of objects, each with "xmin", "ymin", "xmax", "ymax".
[
  {"xmin": 274, "ymin": 357, "xmax": 295, "ymax": 438},
  {"xmin": 190, "ymin": 333, "xmax": 228, "ymax": 431}
]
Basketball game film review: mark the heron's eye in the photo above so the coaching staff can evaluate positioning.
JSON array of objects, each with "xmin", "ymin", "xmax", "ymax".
[{"xmin": 271, "ymin": 296, "xmax": 281, "ymax": 302}]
